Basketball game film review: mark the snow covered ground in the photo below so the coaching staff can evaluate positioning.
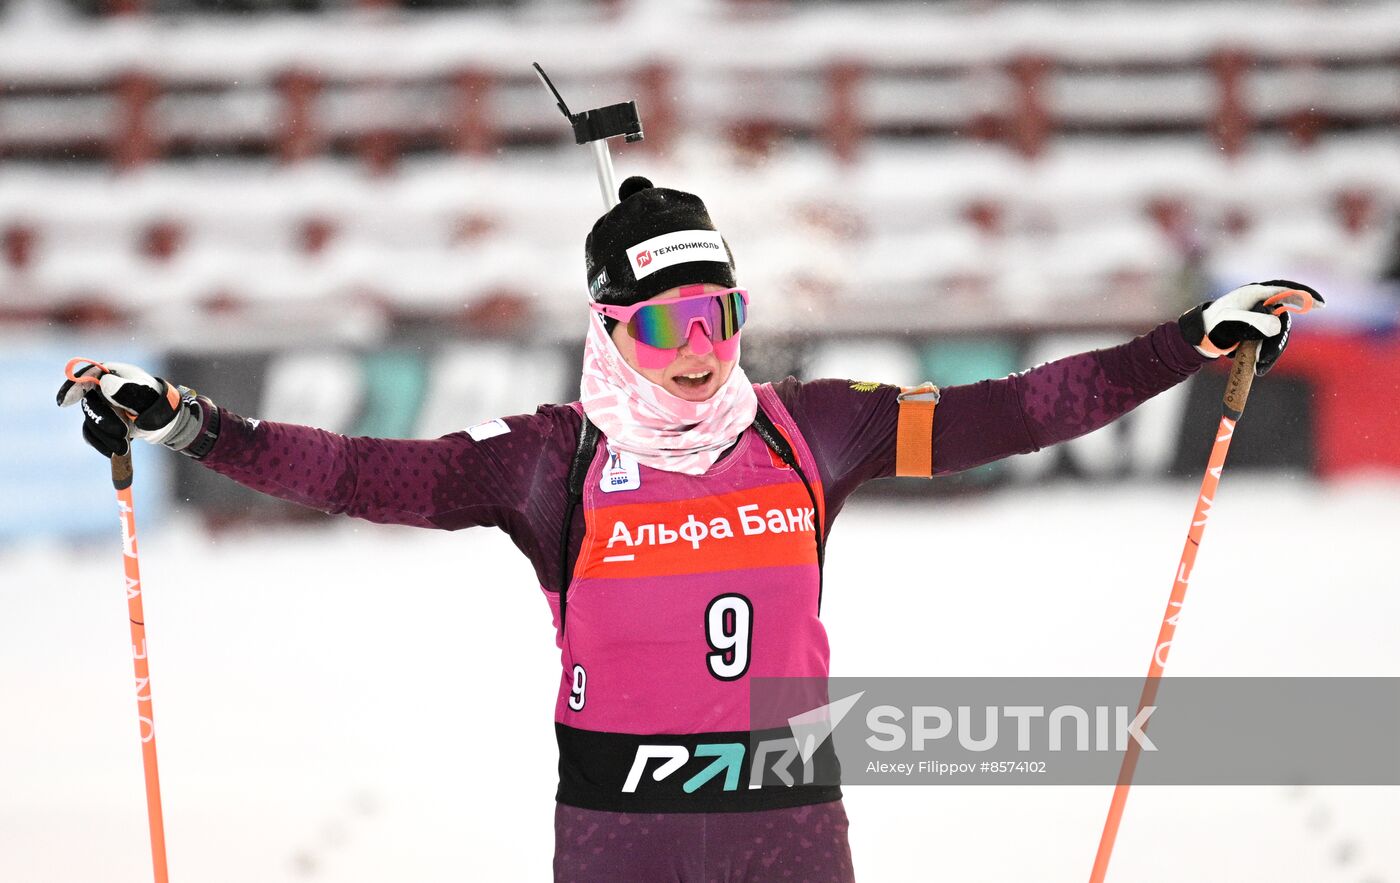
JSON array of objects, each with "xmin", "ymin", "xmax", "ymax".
[{"xmin": 2, "ymin": 477, "xmax": 1397, "ymax": 882}]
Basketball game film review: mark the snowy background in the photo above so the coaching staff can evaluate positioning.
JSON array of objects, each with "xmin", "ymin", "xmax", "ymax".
[{"xmin": 3, "ymin": 0, "xmax": 1399, "ymax": 880}]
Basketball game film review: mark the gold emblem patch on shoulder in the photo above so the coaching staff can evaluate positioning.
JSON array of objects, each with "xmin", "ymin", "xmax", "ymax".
[{"xmin": 848, "ymin": 380, "xmax": 881, "ymax": 393}]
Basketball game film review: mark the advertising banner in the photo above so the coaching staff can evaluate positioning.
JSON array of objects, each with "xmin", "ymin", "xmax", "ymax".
[{"xmin": 11, "ymin": 325, "xmax": 1380, "ymax": 527}]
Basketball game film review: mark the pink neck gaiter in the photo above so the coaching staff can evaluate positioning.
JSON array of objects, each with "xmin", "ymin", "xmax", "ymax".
[{"xmin": 579, "ymin": 314, "xmax": 758, "ymax": 476}]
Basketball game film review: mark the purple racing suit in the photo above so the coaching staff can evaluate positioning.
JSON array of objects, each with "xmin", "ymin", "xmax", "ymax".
[{"xmin": 187, "ymin": 321, "xmax": 1208, "ymax": 881}]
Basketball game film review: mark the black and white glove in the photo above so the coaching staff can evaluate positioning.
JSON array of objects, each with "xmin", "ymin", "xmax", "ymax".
[
  {"xmin": 1178, "ymin": 280, "xmax": 1325, "ymax": 376},
  {"xmin": 56, "ymin": 361, "xmax": 202, "ymax": 457}
]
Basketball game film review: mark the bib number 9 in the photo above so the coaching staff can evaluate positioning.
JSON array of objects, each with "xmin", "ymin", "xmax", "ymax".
[
  {"xmin": 705, "ymin": 594, "xmax": 753, "ymax": 681},
  {"xmin": 568, "ymin": 664, "xmax": 587, "ymax": 711}
]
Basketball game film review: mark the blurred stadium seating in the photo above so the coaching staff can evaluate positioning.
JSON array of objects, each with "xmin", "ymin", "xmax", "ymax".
[{"xmin": 2, "ymin": 0, "xmax": 1398, "ymax": 339}]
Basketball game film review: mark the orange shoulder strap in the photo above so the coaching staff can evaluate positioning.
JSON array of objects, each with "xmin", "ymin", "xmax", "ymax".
[{"xmin": 895, "ymin": 382, "xmax": 940, "ymax": 478}]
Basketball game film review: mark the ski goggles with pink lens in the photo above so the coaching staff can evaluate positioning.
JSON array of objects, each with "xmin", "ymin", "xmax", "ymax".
[{"xmin": 590, "ymin": 287, "xmax": 749, "ymax": 349}]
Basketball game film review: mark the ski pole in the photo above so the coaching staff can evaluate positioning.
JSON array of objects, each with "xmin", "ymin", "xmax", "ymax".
[
  {"xmin": 65, "ymin": 358, "xmax": 171, "ymax": 883},
  {"xmin": 1087, "ymin": 289, "xmax": 1318, "ymax": 882}
]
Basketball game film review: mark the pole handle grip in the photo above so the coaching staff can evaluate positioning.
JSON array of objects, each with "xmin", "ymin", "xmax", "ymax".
[
  {"xmin": 112, "ymin": 451, "xmax": 134, "ymax": 491},
  {"xmin": 1222, "ymin": 285, "xmax": 1320, "ymax": 417},
  {"xmin": 1222, "ymin": 339, "xmax": 1259, "ymax": 419}
]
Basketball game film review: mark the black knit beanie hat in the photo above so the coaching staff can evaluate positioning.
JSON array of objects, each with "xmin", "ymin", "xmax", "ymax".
[{"xmin": 584, "ymin": 176, "xmax": 737, "ymax": 313}]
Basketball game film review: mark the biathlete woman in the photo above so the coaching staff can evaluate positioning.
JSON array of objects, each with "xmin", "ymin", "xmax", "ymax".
[{"xmin": 59, "ymin": 176, "xmax": 1318, "ymax": 882}]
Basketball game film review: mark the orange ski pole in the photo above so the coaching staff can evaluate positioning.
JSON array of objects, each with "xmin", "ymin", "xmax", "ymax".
[
  {"xmin": 66, "ymin": 358, "xmax": 171, "ymax": 883},
  {"xmin": 1087, "ymin": 289, "xmax": 1318, "ymax": 882}
]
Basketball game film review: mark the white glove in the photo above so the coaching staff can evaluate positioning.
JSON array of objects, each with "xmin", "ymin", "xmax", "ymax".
[{"xmin": 1177, "ymin": 280, "xmax": 1325, "ymax": 376}]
